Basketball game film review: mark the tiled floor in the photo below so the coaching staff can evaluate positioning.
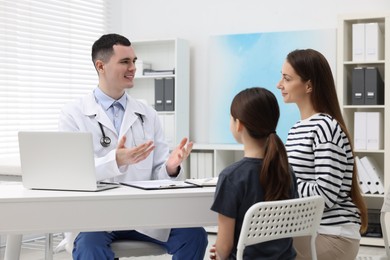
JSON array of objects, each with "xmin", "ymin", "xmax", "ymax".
[{"xmin": 0, "ymin": 233, "xmax": 387, "ymax": 260}]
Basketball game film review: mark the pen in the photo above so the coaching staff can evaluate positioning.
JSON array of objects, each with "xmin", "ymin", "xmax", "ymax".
[
  {"xmin": 159, "ymin": 184, "xmax": 178, "ymax": 188},
  {"xmin": 98, "ymin": 181, "xmax": 120, "ymax": 185}
]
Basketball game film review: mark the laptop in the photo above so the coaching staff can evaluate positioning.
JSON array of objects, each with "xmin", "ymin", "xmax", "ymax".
[{"xmin": 18, "ymin": 131, "xmax": 119, "ymax": 192}]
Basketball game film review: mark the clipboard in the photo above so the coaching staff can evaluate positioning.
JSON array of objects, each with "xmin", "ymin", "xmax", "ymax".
[{"xmin": 120, "ymin": 180, "xmax": 199, "ymax": 190}]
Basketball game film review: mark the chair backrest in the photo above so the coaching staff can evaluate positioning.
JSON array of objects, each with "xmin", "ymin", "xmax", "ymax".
[{"xmin": 236, "ymin": 195, "xmax": 324, "ymax": 260}]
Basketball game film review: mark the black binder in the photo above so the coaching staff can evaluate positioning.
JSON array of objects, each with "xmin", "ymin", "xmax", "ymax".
[
  {"xmin": 154, "ymin": 78, "xmax": 164, "ymax": 111},
  {"xmin": 365, "ymin": 67, "xmax": 384, "ymax": 105},
  {"xmin": 351, "ymin": 67, "xmax": 365, "ymax": 105},
  {"xmin": 164, "ymin": 78, "xmax": 175, "ymax": 111}
]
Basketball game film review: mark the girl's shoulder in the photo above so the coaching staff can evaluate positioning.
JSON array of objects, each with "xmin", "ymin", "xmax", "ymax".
[{"xmin": 219, "ymin": 158, "xmax": 262, "ymax": 178}]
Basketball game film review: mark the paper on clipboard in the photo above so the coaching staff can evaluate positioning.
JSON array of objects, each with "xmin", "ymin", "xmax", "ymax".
[
  {"xmin": 120, "ymin": 179, "xmax": 198, "ymax": 190},
  {"xmin": 185, "ymin": 177, "xmax": 218, "ymax": 187}
]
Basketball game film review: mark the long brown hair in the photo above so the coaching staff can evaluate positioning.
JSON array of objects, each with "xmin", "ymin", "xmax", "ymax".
[
  {"xmin": 230, "ymin": 87, "xmax": 292, "ymax": 201},
  {"xmin": 286, "ymin": 49, "xmax": 368, "ymax": 233}
]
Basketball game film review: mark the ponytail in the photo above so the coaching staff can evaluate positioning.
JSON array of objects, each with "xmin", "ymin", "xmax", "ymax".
[
  {"xmin": 230, "ymin": 87, "xmax": 292, "ymax": 202},
  {"xmin": 260, "ymin": 133, "xmax": 291, "ymax": 201}
]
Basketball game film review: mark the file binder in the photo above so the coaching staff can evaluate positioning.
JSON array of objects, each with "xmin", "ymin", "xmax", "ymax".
[
  {"xmin": 154, "ymin": 78, "xmax": 164, "ymax": 111},
  {"xmin": 164, "ymin": 78, "xmax": 175, "ymax": 111},
  {"xmin": 164, "ymin": 114, "xmax": 175, "ymax": 145},
  {"xmin": 154, "ymin": 78, "xmax": 175, "ymax": 111},
  {"xmin": 355, "ymin": 156, "xmax": 370, "ymax": 194},
  {"xmin": 352, "ymin": 23, "xmax": 365, "ymax": 62},
  {"xmin": 364, "ymin": 67, "xmax": 384, "ymax": 105},
  {"xmin": 360, "ymin": 156, "xmax": 384, "ymax": 195},
  {"xmin": 190, "ymin": 151, "xmax": 214, "ymax": 179},
  {"xmin": 190, "ymin": 153, "xmax": 199, "ymax": 178},
  {"xmin": 354, "ymin": 112, "xmax": 367, "ymax": 150},
  {"xmin": 204, "ymin": 152, "xmax": 214, "ymax": 178},
  {"xmin": 356, "ymin": 156, "xmax": 377, "ymax": 194},
  {"xmin": 363, "ymin": 209, "xmax": 382, "ymax": 238},
  {"xmin": 365, "ymin": 23, "xmax": 384, "ymax": 61},
  {"xmin": 351, "ymin": 67, "xmax": 365, "ymax": 105},
  {"xmin": 366, "ymin": 112, "xmax": 383, "ymax": 150},
  {"xmin": 197, "ymin": 152, "xmax": 206, "ymax": 179},
  {"xmin": 158, "ymin": 114, "xmax": 175, "ymax": 148}
]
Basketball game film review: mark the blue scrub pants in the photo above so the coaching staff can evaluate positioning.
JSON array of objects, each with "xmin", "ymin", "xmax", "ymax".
[{"xmin": 72, "ymin": 227, "xmax": 208, "ymax": 260}]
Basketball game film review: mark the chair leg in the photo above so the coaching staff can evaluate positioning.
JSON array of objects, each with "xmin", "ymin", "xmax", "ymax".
[
  {"xmin": 5, "ymin": 234, "xmax": 23, "ymax": 260},
  {"xmin": 45, "ymin": 233, "xmax": 53, "ymax": 260},
  {"xmin": 310, "ymin": 235, "xmax": 317, "ymax": 260}
]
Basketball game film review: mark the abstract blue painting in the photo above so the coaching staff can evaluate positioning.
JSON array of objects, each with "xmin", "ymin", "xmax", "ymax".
[{"xmin": 208, "ymin": 29, "xmax": 336, "ymax": 143}]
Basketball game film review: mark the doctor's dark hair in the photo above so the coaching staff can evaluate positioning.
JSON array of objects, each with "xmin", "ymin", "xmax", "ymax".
[
  {"xmin": 286, "ymin": 49, "xmax": 368, "ymax": 233},
  {"xmin": 91, "ymin": 33, "xmax": 131, "ymax": 65},
  {"xmin": 230, "ymin": 87, "xmax": 291, "ymax": 201}
]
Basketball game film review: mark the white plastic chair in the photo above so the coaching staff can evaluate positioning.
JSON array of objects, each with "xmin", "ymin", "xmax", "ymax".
[
  {"xmin": 380, "ymin": 185, "xmax": 390, "ymax": 259},
  {"xmin": 236, "ymin": 195, "xmax": 324, "ymax": 260}
]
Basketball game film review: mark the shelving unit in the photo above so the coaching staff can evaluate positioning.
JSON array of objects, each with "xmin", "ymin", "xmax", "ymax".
[
  {"xmin": 337, "ymin": 13, "xmax": 390, "ymax": 246},
  {"xmin": 128, "ymin": 38, "xmax": 190, "ymax": 149},
  {"xmin": 190, "ymin": 143, "xmax": 244, "ymax": 178}
]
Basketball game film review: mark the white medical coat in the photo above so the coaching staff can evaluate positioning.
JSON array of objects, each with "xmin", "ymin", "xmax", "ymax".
[{"xmin": 57, "ymin": 91, "xmax": 183, "ymax": 252}]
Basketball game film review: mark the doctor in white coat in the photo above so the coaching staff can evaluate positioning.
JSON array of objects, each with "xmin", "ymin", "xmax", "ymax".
[{"xmin": 58, "ymin": 33, "xmax": 208, "ymax": 260}]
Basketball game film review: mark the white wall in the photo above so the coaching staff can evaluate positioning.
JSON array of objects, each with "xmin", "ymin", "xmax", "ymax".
[{"xmin": 110, "ymin": 0, "xmax": 390, "ymax": 143}]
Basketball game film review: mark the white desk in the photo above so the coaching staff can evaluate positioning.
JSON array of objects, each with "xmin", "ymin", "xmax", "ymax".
[{"xmin": 0, "ymin": 183, "xmax": 217, "ymax": 259}]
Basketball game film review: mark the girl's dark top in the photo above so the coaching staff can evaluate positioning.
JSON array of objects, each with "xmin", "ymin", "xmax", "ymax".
[{"xmin": 211, "ymin": 157, "xmax": 298, "ymax": 260}]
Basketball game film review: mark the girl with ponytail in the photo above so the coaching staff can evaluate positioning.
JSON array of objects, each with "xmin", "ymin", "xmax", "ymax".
[{"xmin": 210, "ymin": 87, "xmax": 298, "ymax": 260}]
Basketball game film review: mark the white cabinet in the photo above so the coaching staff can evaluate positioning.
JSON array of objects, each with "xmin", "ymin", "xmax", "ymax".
[
  {"xmin": 128, "ymin": 39, "xmax": 190, "ymax": 149},
  {"xmin": 190, "ymin": 143, "xmax": 244, "ymax": 178},
  {"xmin": 337, "ymin": 13, "xmax": 390, "ymax": 246}
]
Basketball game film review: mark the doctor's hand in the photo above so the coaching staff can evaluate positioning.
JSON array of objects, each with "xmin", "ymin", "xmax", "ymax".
[
  {"xmin": 116, "ymin": 136, "xmax": 155, "ymax": 167},
  {"xmin": 166, "ymin": 137, "xmax": 193, "ymax": 176}
]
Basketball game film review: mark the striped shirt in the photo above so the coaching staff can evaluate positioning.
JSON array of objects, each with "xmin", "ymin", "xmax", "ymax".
[{"xmin": 285, "ymin": 113, "xmax": 361, "ymax": 234}]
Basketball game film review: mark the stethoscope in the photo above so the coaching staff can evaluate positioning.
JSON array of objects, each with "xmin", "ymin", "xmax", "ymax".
[{"xmin": 98, "ymin": 112, "xmax": 145, "ymax": 147}]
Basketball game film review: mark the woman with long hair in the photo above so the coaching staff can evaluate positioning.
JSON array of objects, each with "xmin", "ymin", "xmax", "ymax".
[{"xmin": 277, "ymin": 49, "xmax": 368, "ymax": 260}]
